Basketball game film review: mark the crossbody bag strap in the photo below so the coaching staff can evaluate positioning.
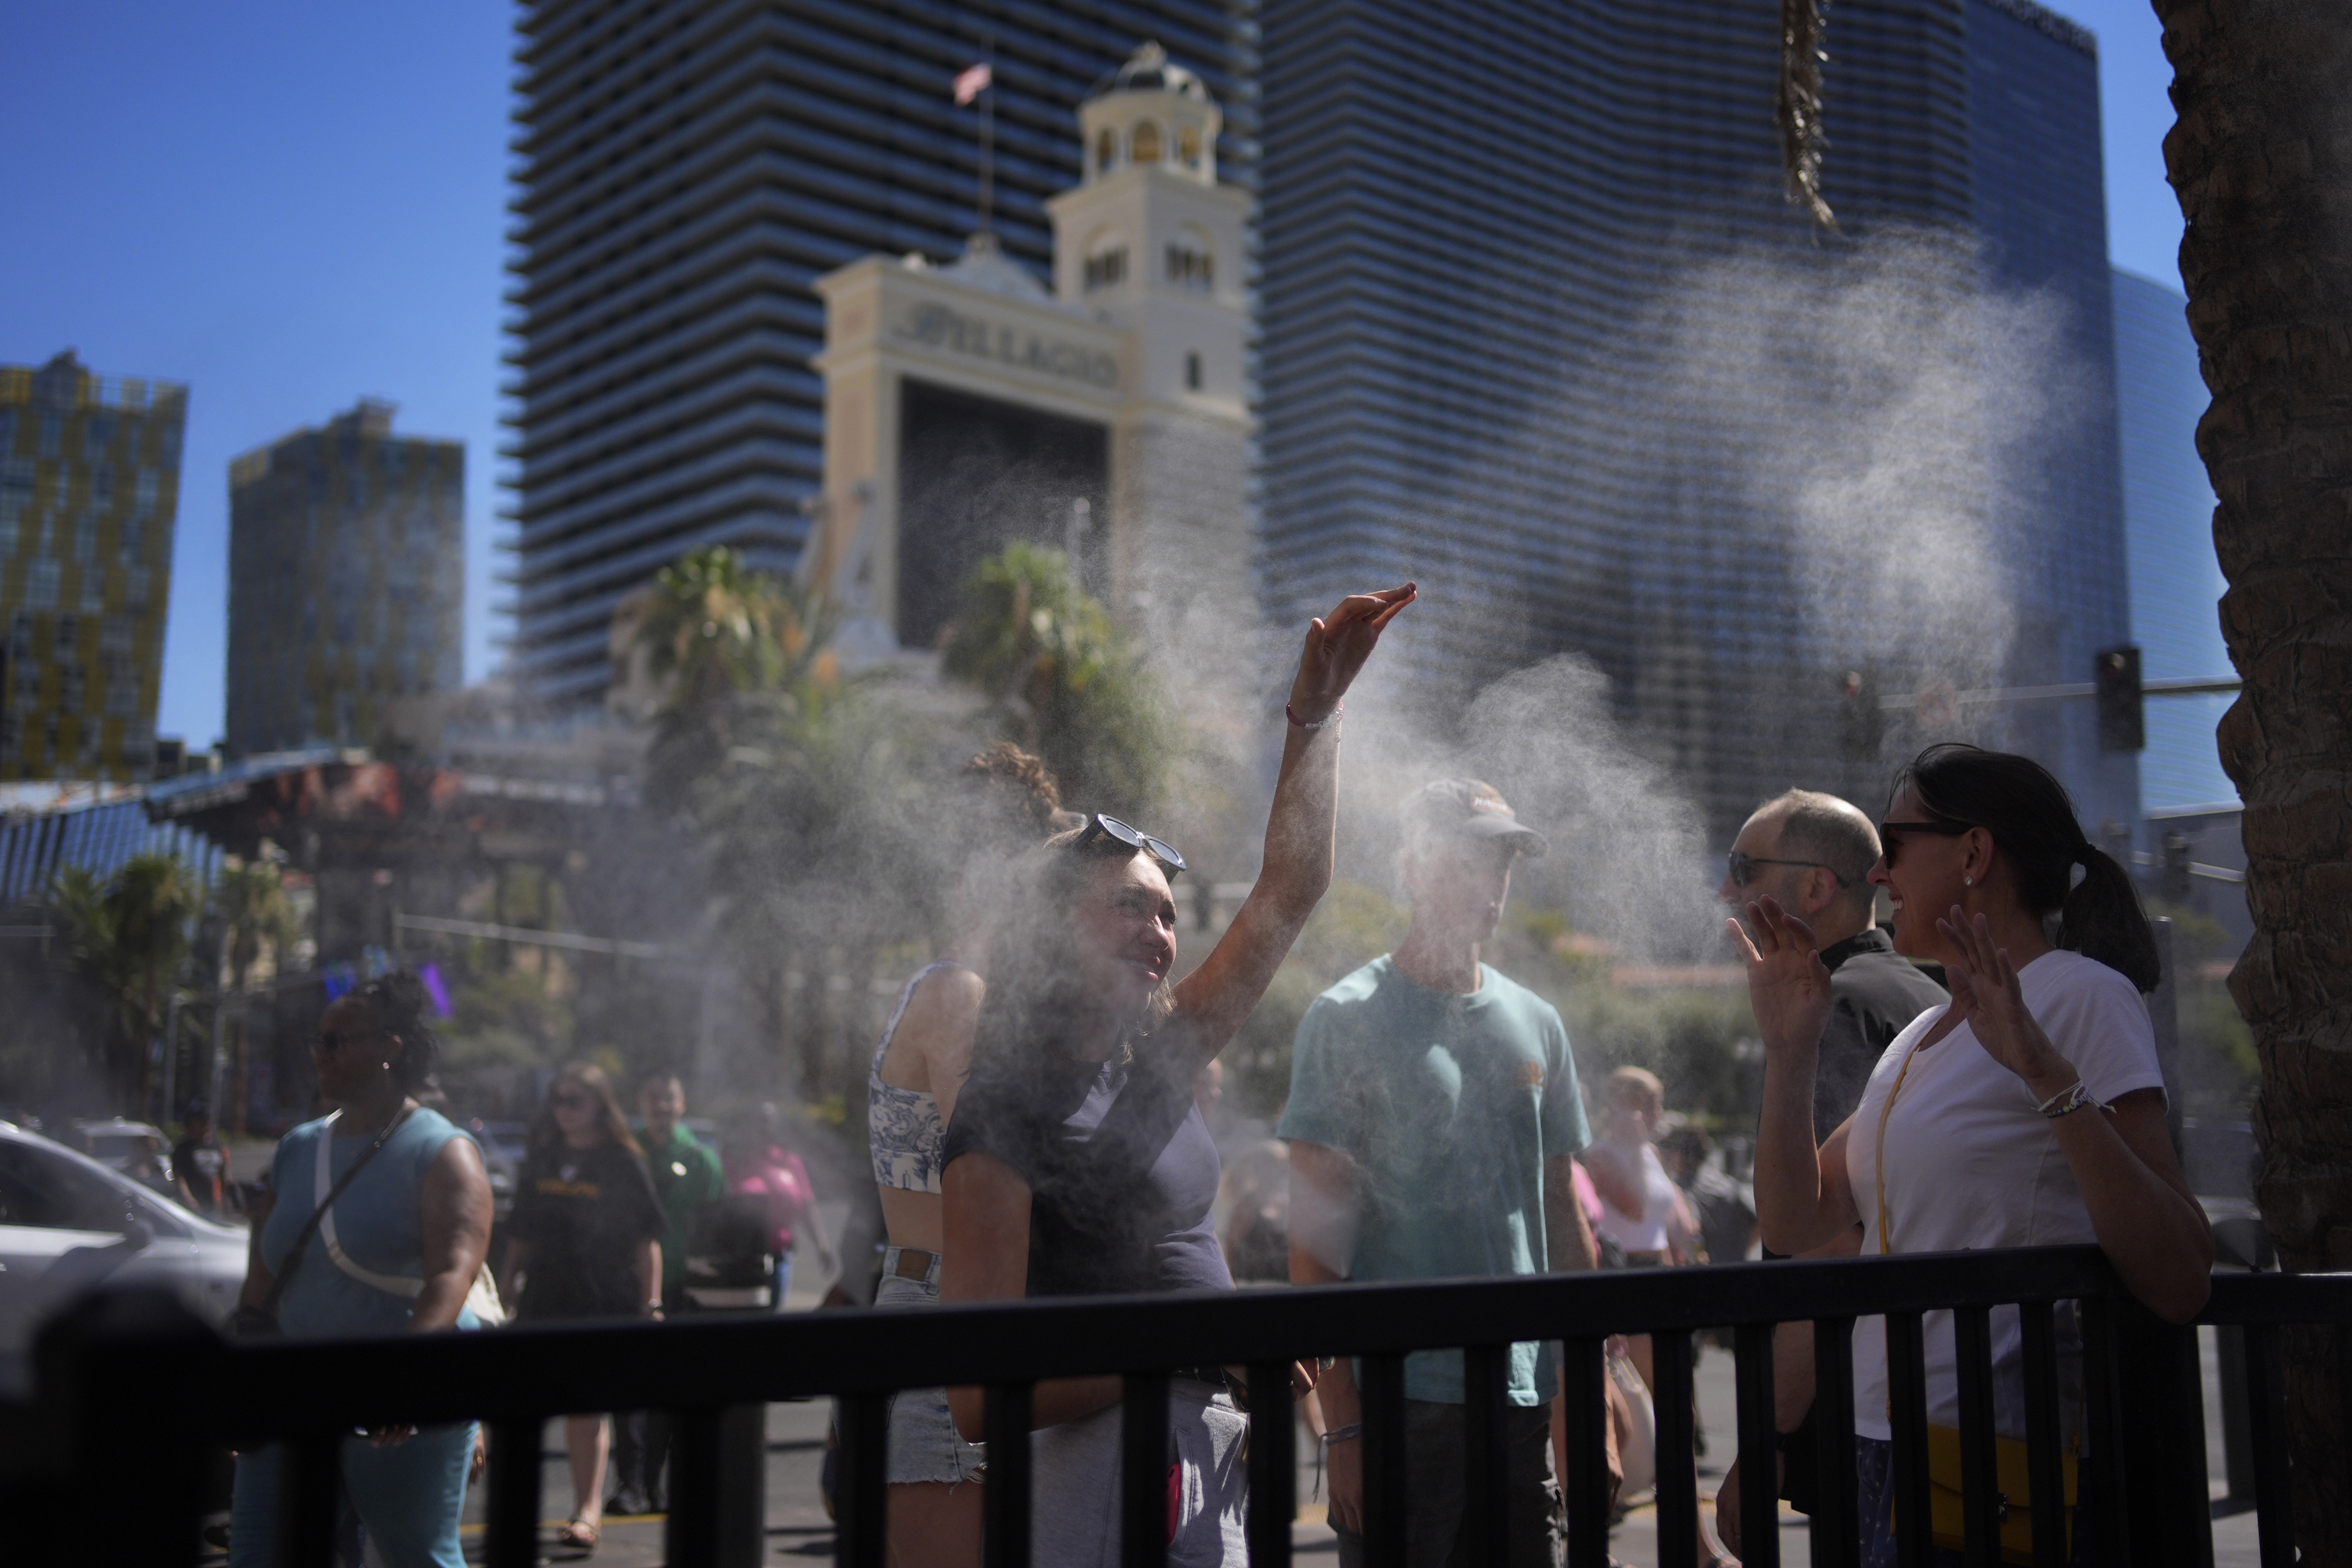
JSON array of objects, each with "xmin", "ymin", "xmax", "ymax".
[
  {"xmin": 256, "ymin": 1106, "xmax": 413, "ymax": 1319},
  {"xmin": 315, "ymin": 1110, "xmax": 427, "ymax": 1298}
]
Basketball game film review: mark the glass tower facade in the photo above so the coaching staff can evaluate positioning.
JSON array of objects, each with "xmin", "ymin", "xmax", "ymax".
[
  {"xmin": 2112, "ymin": 266, "xmax": 2233, "ymax": 812},
  {"xmin": 1257, "ymin": 0, "xmax": 2133, "ymax": 840},
  {"xmin": 226, "ymin": 402, "xmax": 466, "ymax": 758},
  {"xmin": 0, "ymin": 351, "xmax": 186, "ymax": 782},
  {"xmin": 506, "ymin": 0, "xmax": 1257, "ymax": 709}
]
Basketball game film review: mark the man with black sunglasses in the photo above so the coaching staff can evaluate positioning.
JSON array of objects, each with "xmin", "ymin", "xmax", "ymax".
[{"xmin": 1713, "ymin": 789, "xmax": 1945, "ymax": 1550}]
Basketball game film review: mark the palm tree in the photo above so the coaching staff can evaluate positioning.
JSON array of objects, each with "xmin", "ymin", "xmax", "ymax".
[
  {"xmin": 51, "ymin": 854, "xmax": 203, "ymax": 1115},
  {"xmin": 213, "ymin": 859, "xmax": 297, "ymax": 1135},
  {"xmin": 940, "ymin": 541, "xmax": 1171, "ymax": 816},
  {"xmin": 2152, "ymin": 0, "xmax": 2352, "ymax": 1541}
]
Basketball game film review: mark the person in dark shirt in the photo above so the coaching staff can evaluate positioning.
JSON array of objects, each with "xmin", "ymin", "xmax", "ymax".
[
  {"xmin": 1713, "ymin": 789, "xmax": 1947, "ymax": 1552},
  {"xmin": 172, "ymin": 1106, "xmax": 231, "ymax": 1214},
  {"xmin": 942, "ymin": 583, "xmax": 1413, "ymax": 1568},
  {"xmin": 500, "ymin": 1063, "xmax": 665, "ymax": 1552}
]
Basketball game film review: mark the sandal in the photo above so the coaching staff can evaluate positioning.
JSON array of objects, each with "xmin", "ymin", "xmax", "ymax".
[{"xmin": 557, "ymin": 1514, "xmax": 600, "ymax": 1553}]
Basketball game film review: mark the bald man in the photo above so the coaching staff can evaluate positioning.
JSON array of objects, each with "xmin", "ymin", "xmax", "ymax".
[
  {"xmin": 1718, "ymin": 789, "xmax": 1947, "ymax": 1138},
  {"xmin": 1714, "ymin": 789, "xmax": 1946, "ymax": 1550}
]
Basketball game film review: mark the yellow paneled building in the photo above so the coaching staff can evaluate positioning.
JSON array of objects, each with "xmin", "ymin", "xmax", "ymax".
[{"xmin": 0, "ymin": 351, "xmax": 187, "ymax": 781}]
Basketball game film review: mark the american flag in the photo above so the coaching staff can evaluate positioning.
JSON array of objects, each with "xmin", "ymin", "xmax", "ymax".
[{"xmin": 953, "ymin": 62, "xmax": 991, "ymax": 105}]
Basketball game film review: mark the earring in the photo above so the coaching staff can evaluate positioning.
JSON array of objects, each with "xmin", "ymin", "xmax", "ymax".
[
  {"xmin": 1963, "ymin": 876, "xmax": 1973, "ymax": 887},
  {"xmin": 381, "ymin": 1062, "xmax": 392, "ymax": 1072}
]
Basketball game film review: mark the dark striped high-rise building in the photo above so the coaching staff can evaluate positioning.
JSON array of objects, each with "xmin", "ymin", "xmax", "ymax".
[
  {"xmin": 1257, "ymin": 0, "xmax": 2135, "ymax": 839},
  {"xmin": 505, "ymin": 0, "xmax": 1258, "ymax": 709}
]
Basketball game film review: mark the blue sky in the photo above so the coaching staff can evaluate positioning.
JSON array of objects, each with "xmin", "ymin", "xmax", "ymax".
[{"xmin": 1, "ymin": 0, "xmax": 2189, "ymax": 751}]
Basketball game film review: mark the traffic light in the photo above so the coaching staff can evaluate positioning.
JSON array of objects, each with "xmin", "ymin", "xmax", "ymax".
[
  {"xmin": 2095, "ymin": 645, "xmax": 2144, "ymax": 753},
  {"xmin": 1839, "ymin": 668, "xmax": 1883, "ymax": 761}
]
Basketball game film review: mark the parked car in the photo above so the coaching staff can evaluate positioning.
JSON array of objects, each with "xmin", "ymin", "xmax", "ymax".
[
  {"xmin": 70, "ymin": 1118, "xmax": 179, "ymax": 1197},
  {"xmin": 0, "ymin": 1120, "xmax": 247, "ymax": 1360}
]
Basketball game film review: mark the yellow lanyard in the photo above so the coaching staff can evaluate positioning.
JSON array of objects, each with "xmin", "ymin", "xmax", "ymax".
[{"xmin": 1872, "ymin": 1033, "xmax": 1934, "ymax": 1256}]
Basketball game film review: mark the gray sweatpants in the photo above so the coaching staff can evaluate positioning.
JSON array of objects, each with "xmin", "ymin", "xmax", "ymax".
[{"xmin": 1030, "ymin": 1379, "xmax": 1248, "ymax": 1568}]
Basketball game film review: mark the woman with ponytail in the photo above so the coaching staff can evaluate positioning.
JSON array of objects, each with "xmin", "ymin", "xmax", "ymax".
[{"xmin": 1733, "ymin": 743, "xmax": 2211, "ymax": 1564}]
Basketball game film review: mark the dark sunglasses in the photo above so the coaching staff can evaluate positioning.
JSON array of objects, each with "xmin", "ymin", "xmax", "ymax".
[
  {"xmin": 1075, "ymin": 813, "xmax": 1186, "ymax": 874},
  {"xmin": 1726, "ymin": 851, "xmax": 1844, "ymax": 888},
  {"xmin": 1877, "ymin": 818, "xmax": 1973, "ymax": 868}
]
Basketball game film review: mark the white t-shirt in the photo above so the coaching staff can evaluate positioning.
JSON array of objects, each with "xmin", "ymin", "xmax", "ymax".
[{"xmin": 1846, "ymin": 948, "xmax": 2165, "ymax": 1442}]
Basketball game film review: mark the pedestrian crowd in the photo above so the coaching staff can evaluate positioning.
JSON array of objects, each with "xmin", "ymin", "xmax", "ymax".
[{"xmin": 211, "ymin": 580, "xmax": 2211, "ymax": 1568}]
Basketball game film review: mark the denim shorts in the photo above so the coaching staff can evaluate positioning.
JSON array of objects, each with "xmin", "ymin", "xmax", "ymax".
[{"xmin": 876, "ymin": 1247, "xmax": 988, "ymax": 1486}]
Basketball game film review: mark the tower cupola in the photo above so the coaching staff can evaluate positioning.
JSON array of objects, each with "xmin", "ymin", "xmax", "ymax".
[{"xmin": 1077, "ymin": 42, "xmax": 1221, "ymax": 187}]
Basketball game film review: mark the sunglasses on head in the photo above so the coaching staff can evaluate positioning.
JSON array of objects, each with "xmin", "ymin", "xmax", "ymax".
[
  {"xmin": 1075, "ymin": 814, "xmax": 1186, "ymax": 874},
  {"xmin": 1877, "ymin": 818, "xmax": 1973, "ymax": 868},
  {"xmin": 1726, "ymin": 851, "xmax": 1844, "ymax": 889}
]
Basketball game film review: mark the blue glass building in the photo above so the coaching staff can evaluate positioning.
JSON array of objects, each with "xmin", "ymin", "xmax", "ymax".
[
  {"xmin": 506, "ymin": 0, "xmax": 1257, "ymax": 708},
  {"xmin": 1257, "ymin": 0, "xmax": 2135, "ymax": 839},
  {"xmin": 2111, "ymin": 266, "xmax": 2233, "ymax": 812}
]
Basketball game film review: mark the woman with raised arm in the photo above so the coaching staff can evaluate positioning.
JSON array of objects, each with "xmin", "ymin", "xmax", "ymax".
[
  {"xmin": 940, "ymin": 583, "xmax": 1413, "ymax": 1568},
  {"xmin": 1731, "ymin": 743, "xmax": 2211, "ymax": 1564},
  {"xmin": 867, "ymin": 744, "xmax": 1070, "ymax": 1568}
]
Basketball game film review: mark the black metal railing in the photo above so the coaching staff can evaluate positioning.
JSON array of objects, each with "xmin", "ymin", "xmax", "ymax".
[{"xmin": 3, "ymin": 1246, "xmax": 2344, "ymax": 1568}]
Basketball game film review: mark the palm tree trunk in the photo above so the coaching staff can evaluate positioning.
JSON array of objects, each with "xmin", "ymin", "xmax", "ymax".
[{"xmin": 2153, "ymin": 0, "xmax": 2352, "ymax": 1547}]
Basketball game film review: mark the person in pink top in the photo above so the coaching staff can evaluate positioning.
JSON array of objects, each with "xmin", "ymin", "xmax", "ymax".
[{"xmin": 721, "ymin": 1104, "xmax": 837, "ymax": 1311}]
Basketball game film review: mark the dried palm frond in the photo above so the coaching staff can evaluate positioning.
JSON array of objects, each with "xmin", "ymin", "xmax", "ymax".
[{"xmin": 1776, "ymin": 0, "xmax": 1837, "ymax": 230}]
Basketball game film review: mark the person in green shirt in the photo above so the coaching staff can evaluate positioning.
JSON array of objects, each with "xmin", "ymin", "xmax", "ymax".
[{"xmin": 607, "ymin": 1071, "xmax": 724, "ymax": 1516}]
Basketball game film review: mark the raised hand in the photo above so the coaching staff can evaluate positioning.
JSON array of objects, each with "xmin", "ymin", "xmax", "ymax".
[
  {"xmin": 1935, "ymin": 906, "xmax": 2066, "ymax": 1086},
  {"xmin": 1289, "ymin": 584, "xmax": 1416, "ymax": 722},
  {"xmin": 1726, "ymin": 896, "xmax": 1835, "ymax": 1054}
]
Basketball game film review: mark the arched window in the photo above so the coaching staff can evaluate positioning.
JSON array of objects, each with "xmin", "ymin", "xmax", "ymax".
[
  {"xmin": 1178, "ymin": 124, "xmax": 1202, "ymax": 167},
  {"xmin": 1095, "ymin": 128, "xmax": 1116, "ymax": 173},
  {"xmin": 1129, "ymin": 121, "xmax": 1161, "ymax": 164},
  {"xmin": 1165, "ymin": 226, "xmax": 1214, "ymax": 290}
]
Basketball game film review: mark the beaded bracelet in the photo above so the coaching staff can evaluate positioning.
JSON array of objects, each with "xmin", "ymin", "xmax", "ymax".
[{"xmin": 1286, "ymin": 699, "xmax": 1343, "ymax": 731}]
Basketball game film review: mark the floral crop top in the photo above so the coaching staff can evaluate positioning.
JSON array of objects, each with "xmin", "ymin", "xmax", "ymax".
[{"xmin": 867, "ymin": 962, "xmax": 969, "ymax": 1194}]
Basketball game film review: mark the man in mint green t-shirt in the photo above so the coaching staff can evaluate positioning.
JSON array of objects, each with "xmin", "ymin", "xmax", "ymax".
[{"xmin": 1282, "ymin": 779, "xmax": 1596, "ymax": 1568}]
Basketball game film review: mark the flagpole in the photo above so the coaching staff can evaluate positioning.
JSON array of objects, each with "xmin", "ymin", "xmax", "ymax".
[{"xmin": 976, "ymin": 74, "xmax": 995, "ymax": 238}]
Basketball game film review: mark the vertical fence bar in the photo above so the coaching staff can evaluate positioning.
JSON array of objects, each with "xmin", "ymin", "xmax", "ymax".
[
  {"xmin": 1953, "ymin": 1305, "xmax": 2001, "ymax": 1568},
  {"xmin": 1811, "ymin": 1317, "xmax": 1859, "ymax": 1568},
  {"xmin": 836, "ymin": 1393, "xmax": 890, "ymax": 1568},
  {"xmin": 1247, "ymin": 1361, "xmax": 1295, "ymax": 1568},
  {"xmin": 1360, "ymin": 1353, "xmax": 1408, "ymax": 1568},
  {"xmin": 1122, "ymin": 1374, "xmax": 1171, "ymax": 1568},
  {"xmin": 1735, "ymin": 1322, "xmax": 1779, "ymax": 1568},
  {"xmin": 2213, "ymin": 1324, "xmax": 2256, "ymax": 1512},
  {"xmin": 2078, "ymin": 1298, "xmax": 2130, "ymax": 1568},
  {"xmin": 2239, "ymin": 1324, "xmax": 2294, "ymax": 1568},
  {"xmin": 1651, "ymin": 1331, "xmax": 1699, "ymax": 1568},
  {"xmin": 1559, "ymin": 1336, "xmax": 1610, "ymax": 1568},
  {"xmin": 1886, "ymin": 1311, "xmax": 1934, "ymax": 1568},
  {"xmin": 276, "ymin": 1430, "xmax": 341, "ymax": 1568},
  {"xmin": 984, "ymin": 1383, "xmax": 1033, "ymax": 1568},
  {"xmin": 483, "ymin": 1417, "xmax": 543, "ymax": 1568},
  {"xmin": 2017, "ymin": 1303, "xmax": 2067, "ymax": 1568},
  {"xmin": 667, "ymin": 1408, "xmax": 723, "ymax": 1568},
  {"xmin": 1462, "ymin": 1344, "xmax": 1511, "ymax": 1568}
]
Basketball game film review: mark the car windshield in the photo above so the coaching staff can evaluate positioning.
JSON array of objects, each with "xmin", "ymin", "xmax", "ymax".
[
  {"xmin": 0, "ymin": 1143, "xmax": 139, "ymax": 1232},
  {"xmin": 88, "ymin": 1135, "xmax": 146, "ymax": 1161}
]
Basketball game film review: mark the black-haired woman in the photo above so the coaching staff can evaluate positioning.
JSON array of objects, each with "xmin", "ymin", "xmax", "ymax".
[
  {"xmin": 942, "ymin": 584, "xmax": 1413, "ymax": 1568},
  {"xmin": 502, "ymin": 1062, "xmax": 667, "ymax": 1553},
  {"xmin": 227, "ymin": 973, "xmax": 495, "ymax": 1568},
  {"xmin": 1734, "ymin": 743, "xmax": 2213, "ymax": 1566}
]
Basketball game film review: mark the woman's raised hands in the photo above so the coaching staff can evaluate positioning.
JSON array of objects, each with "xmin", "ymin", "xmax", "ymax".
[
  {"xmin": 1935, "ymin": 906, "xmax": 2066, "ymax": 1086},
  {"xmin": 1289, "ymin": 585, "xmax": 1416, "ymax": 723},
  {"xmin": 1725, "ymin": 896, "xmax": 1835, "ymax": 1054}
]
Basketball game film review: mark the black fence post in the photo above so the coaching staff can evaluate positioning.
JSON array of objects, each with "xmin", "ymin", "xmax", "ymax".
[
  {"xmin": 1735, "ymin": 1321, "xmax": 1779, "ymax": 1568},
  {"xmin": 666, "ymin": 1404, "xmax": 765, "ymax": 1568},
  {"xmin": 983, "ymin": 1383, "xmax": 1032, "ymax": 1568},
  {"xmin": 35, "ymin": 1286, "xmax": 220, "ymax": 1568},
  {"xmin": 2078, "ymin": 1297, "xmax": 2131, "ymax": 1568},
  {"xmin": 2016, "ymin": 1302, "xmax": 2066, "ymax": 1568},
  {"xmin": 1651, "ymin": 1332, "xmax": 1698, "ymax": 1568},
  {"xmin": 1359, "ymin": 1353, "xmax": 1408, "ymax": 1568},
  {"xmin": 483, "ymin": 1416, "xmax": 543, "ymax": 1568},
  {"xmin": 1811, "ymin": 1316, "xmax": 1859, "ymax": 1568},
  {"xmin": 1121, "ymin": 1374, "xmax": 1170, "ymax": 1568},
  {"xmin": 1558, "ymin": 1336, "xmax": 1610, "ymax": 1568},
  {"xmin": 278, "ymin": 1429, "xmax": 342, "ymax": 1568},
  {"xmin": 1462, "ymin": 1344, "xmax": 1511, "ymax": 1568},
  {"xmin": 836, "ymin": 1392, "xmax": 890, "ymax": 1568},
  {"xmin": 2239, "ymin": 1323, "xmax": 2294, "ymax": 1568},
  {"xmin": 1885, "ymin": 1311, "xmax": 1933, "ymax": 1568},
  {"xmin": 1246, "ymin": 1361, "xmax": 1295, "ymax": 1568},
  {"xmin": 1952, "ymin": 1305, "xmax": 2001, "ymax": 1568}
]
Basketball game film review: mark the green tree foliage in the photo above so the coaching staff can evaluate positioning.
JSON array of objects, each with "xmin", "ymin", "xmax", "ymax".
[
  {"xmin": 940, "ymin": 542, "xmax": 1169, "ymax": 816},
  {"xmin": 214, "ymin": 859, "xmax": 296, "ymax": 993},
  {"xmin": 51, "ymin": 853, "xmax": 204, "ymax": 1112}
]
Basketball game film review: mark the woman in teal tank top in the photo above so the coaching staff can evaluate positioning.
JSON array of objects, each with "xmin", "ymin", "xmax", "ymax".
[{"xmin": 228, "ymin": 974, "xmax": 495, "ymax": 1568}]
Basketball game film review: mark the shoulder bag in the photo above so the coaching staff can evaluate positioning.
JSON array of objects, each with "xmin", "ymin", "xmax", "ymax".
[
  {"xmin": 1873, "ymin": 1037, "xmax": 2078, "ymax": 1564},
  {"xmin": 227, "ymin": 1107, "xmax": 413, "ymax": 1338},
  {"xmin": 315, "ymin": 1111, "xmax": 507, "ymax": 1327}
]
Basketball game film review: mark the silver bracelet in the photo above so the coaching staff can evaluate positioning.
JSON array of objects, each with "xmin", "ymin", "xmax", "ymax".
[{"xmin": 1320, "ymin": 1423, "xmax": 1363, "ymax": 1447}]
